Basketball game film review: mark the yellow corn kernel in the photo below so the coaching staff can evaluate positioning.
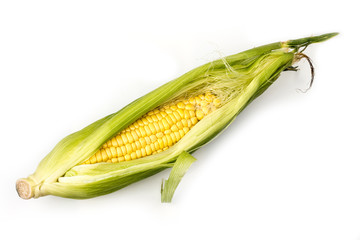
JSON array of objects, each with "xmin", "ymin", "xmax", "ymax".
[
  {"xmin": 125, "ymin": 143, "xmax": 132, "ymax": 154},
  {"xmin": 156, "ymin": 132, "xmax": 164, "ymax": 138},
  {"xmin": 131, "ymin": 143, "xmax": 136, "ymax": 151},
  {"xmin": 205, "ymin": 93, "xmax": 213, "ymax": 102},
  {"xmin": 177, "ymin": 108, "xmax": 184, "ymax": 118},
  {"xmin": 145, "ymin": 145, "xmax": 152, "ymax": 155},
  {"xmin": 165, "ymin": 115, "xmax": 173, "ymax": 125},
  {"xmin": 174, "ymin": 132, "xmax": 181, "ymax": 141},
  {"xmin": 170, "ymin": 133, "xmax": 177, "ymax": 143},
  {"xmin": 110, "ymin": 147, "xmax": 117, "ymax": 157},
  {"xmin": 135, "ymin": 129, "xmax": 141, "ymax": 139},
  {"xmin": 141, "ymin": 148, "xmax": 146, "ymax": 157},
  {"xmin": 101, "ymin": 149, "xmax": 107, "ymax": 161},
  {"xmin": 158, "ymin": 138, "xmax": 164, "ymax": 148},
  {"xmin": 137, "ymin": 119, "xmax": 144, "ymax": 127},
  {"xmin": 187, "ymin": 119, "xmax": 193, "ymax": 127},
  {"xmin": 188, "ymin": 97, "xmax": 195, "ymax": 105},
  {"xmin": 135, "ymin": 141, "xmax": 141, "ymax": 150},
  {"xmin": 90, "ymin": 155, "xmax": 97, "ymax": 164},
  {"xmin": 179, "ymin": 129, "xmax": 185, "ymax": 138},
  {"xmin": 177, "ymin": 102, "xmax": 185, "ymax": 109},
  {"xmin": 181, "ymin": 119, "xmax": 188, "ymax": 127},
  {"xmin": 213, "ymin": 98, "xmax": 221, "ymax": 107},
  {"xmin": 162, "ymin": 118, "xmax": 170, "ymax": 130},
  {"xmin": 158, "ymin": 120, "xmax": 165, "ymax": 132},
  {"xmin": 139, "ymin": 138, "xmax": 146, "ymax": 148},
  {"xmin": 153, "ymin": 121, "xmax": 160, "ymax": 132},
  {"xmin": 144, "ymin": 125, "xmax": 152, "ymax": 136},
  {"xmin": 185, "ymin": 104, "xmax": 195, "ymax": 111},
  {"xmin": 146, "ymin": 116, "xmax": 153, "ymax": 123},
  {"xmin": 196, "ymin": 110, "xmax": 205, "ymax": 120},
  {"xmin": 116, "ymin": 135, "xmax": 123, "ymax": 146},
  {"xmin": 173, "ymin": 111, "xmax": 181, "ymax": 121},
  {"xmin": 126, "ymin": 132, "xmax": 134, "ymax": 143},
  {"xmin": 124, "ymin": 154, "xmax": 131, "ymax": 161},
  {"xmin": 150, "ymin": 135, "xmax": 157, "ymax": 143},
  {"xmin": 202, "ymin": 106, "xmax": 209, "ymax": 115},
  {"xmin": 112, "ymin": 138, "xmax": 118, "ymax": 147},
  {"xmin": 176, "ymin": 121, "xmax": 183, "ymax": 129},
  {"xmin": 131, "ymin": 131, "xmax": 139, "ymax": 141},
  {"xmin": 156, "ymin": 113, "xmax": 163, "ymax": 121},
  {"xmin": 184, "ymin": 110, "xmax": 190, "ymax": 119},
  {"xmin": 105, "ymin": 148, "xmax": 111, "ymax": 159},
  {"xmin": 168, "ymin": 113, "xmax": 177, "ymax": 124},
  {"xmin": 151, "ymin": 115, "xmax": 158, "ymax": 122},
  {"xmin": 139, "ymin": 127, "xmax": 146, "ymax": 138},
  {"xmin": 120, "ymin": 133, "xmax": 127, "ymax": 145},
  {"xmin": 130, "ymin": 152, "xmax": 137, "ymax": 160},
  {"xmin": 142, "ymin": 118, "xmax": 149, "ymax": 125},
  {"xmin": 191, "ymin": 116, "xmax": 199, "ymax": 125},
  {"xmin": 121, "ymin": 146, "xmax": 126, "ymax": 155},
  {"xmin": 150, "ymin": 143, "xmax": 156, "ymax": 152},
  {"xmin": 183, "ymin": 127, "xmax": 190, "ymax": 133},
  {"xmin": 135, "ymin": 149, "xmax": 142, "ymax": 158},
  {"xmin": 195, "ymin": 97, "xmax": 202, "ymax": 104},
  {"xmin": 154, "ymin": 141, "xmax": 160, "ymax": 150},
  {"xmin": 145, "ymin": 136, "xmax": 151, "ymax": 145},
  {"xmin": 162, "ymin": 135, "xmax": 168, "ymax": 147},
  {"xmin": 166, "ymin": 135, "xmax": 173, "ymax": 146},
  {"xmin": 160, "ymin": 111, "xmax": 167, "ymax": 117},
  {"xmin": 116, "ymin": 147, "xmax": 122, "ymax": 157},
  {"xmin": 171, "ymin": 125, "xmax": 178, "ymax": 132},
  {"xmin": 149, "ymin": 123, "xmax": 156, "ymax": 134},
  {"xmin": 200, "ymin": 100, "xmax": 208, "ymax": 107}
]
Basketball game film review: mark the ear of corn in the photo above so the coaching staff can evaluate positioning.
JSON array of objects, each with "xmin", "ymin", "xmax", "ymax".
[{"xmin": 16, "ymin": 33, "xmax": 338, "ymax": 201}]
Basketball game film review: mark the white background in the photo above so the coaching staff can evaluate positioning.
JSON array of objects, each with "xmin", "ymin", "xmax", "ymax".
[{"xmin": 1, "ymin": 0, "xmax": 359, "ymax": 239}]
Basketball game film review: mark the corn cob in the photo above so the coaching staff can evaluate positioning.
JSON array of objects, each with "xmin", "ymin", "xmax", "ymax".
[
  {"xmin": 83, "ymin": 93, "xmax": 220, "ymax": 164},
  {"xmin": 16, "ymin": 33, "xmax": 338, "ymax": 202}
]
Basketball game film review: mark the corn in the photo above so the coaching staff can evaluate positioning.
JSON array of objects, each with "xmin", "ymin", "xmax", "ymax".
[
  {"xmin": 16, "ymin": 33, "xmax": 338, "ymax": 201},
  {"xmin": 83, "ymin": 93, "xmax": 220, "ymax": 164}
]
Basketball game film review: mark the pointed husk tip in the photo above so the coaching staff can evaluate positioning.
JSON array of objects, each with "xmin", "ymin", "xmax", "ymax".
[{"xmin": 284, "ymin": 32, "xmax": 339, "ymax": 49}]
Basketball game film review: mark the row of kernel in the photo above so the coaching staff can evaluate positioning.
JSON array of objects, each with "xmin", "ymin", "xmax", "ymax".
[
  {"xmin": 84, "ymin": 127, "xmax": 192, "ymax": 164},
  {"xmin": 103, "ymin": 110, "xmax": 197, "ymax": 147}
]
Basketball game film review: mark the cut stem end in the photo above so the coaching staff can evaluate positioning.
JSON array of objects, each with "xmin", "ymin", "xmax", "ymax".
[{"xmin": 16, "ymin": 178, "xmax": 35, "ymax": 200}]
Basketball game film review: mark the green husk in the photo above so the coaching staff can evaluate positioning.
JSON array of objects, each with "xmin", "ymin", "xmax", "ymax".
[
  {"xmin": 16, "ymin": 33, "xmax": 338, "ymax": 201},
  {"xmin": 161, "ymin": 151, "xmax": 197, "ymax": 203}
]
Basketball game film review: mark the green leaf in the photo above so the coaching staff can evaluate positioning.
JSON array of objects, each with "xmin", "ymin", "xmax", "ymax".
[{"xmin": 161, "ymin": 151, "xmax": 197, "ymax": 203}]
